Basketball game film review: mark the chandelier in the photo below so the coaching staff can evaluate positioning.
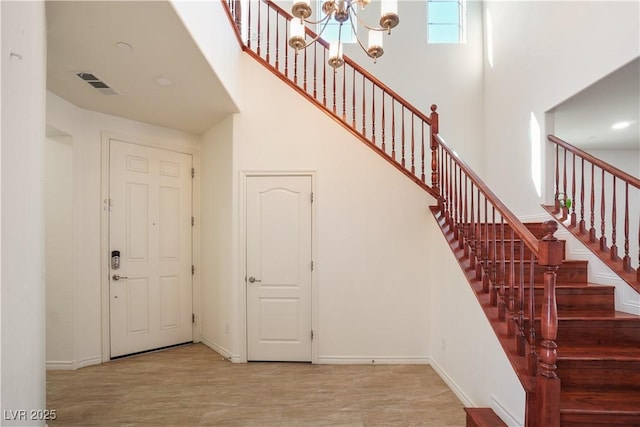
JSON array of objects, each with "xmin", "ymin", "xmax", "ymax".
[{"xmin": 288, "ymin": 0, "xmax": 399, "ymax": 68}]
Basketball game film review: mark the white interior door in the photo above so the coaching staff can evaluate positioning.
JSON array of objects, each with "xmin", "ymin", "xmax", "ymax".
[
  {"xmin": 246, "ymin": 175, "xmax": 313, "ymax": 361},
  {"xmin": 109, "ymin": 140, "xmax": 193, "ymax": 358}
]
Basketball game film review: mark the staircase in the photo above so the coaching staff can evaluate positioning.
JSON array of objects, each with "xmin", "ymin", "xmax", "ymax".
[
  {"xmin": 221, "ymin": 1, "xmax": 640, "ymax": 425},
  {"xmin": 434, "ymin": 214, "xmax": 640, "ymax": 426}
]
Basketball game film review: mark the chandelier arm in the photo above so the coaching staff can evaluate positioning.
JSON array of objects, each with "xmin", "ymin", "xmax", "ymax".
[
  {"xmin": 303, "ymin": 13, "xmax": 333, "ymax": 26},
  {"xmin": 295, "ymin": 17, "xmax": 333, "ymax": 51},
  {"xmin": 348, "ymin": 13, "xmax": 372, "ymax": 57},
  {"xmin": 352, "ymin": 10, "xmax": 389, "ymax": 32}
]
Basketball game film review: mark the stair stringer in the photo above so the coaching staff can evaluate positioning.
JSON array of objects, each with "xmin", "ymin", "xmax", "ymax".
[{"xmin": 427, "ymin": 210, "xmax": 526, "ymax": 427}]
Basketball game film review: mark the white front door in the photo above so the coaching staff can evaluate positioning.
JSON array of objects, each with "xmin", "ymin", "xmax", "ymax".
[
  {"xmin": 246, "ymin": 175, "xmax": 313, "ymax": 361},
  {"xmin": 109, "ymin": 140, "xmax": 193, "ymax": 358}
]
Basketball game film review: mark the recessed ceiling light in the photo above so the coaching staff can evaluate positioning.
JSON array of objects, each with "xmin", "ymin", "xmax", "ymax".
[
  {"xmin": 116, "ymin": 41, "xmax": 132, "ymax": 51},
  {"xmin": 153, "ymin": 76, "xmax": 174, "ymax": 87},
  {"xmin": 611, "ymin": 121, "xmax": 630, "ymax": 130}
]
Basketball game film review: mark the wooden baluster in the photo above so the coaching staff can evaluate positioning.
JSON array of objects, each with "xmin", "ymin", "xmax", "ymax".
[
  {"xmin": 517, "ymin": 239, "xmax": 525, "ymax": 356},
  {"xmin": 482, "ymin": 196, "xmax": 490, "ymax": 292},
  {"xmin": 341, "ymin": 65, "xmax": 346, "ymax": 120},
  {"xmin": 498, "ymin": 217, "xmax": 506, "ymax": 321},
  {"xmin": 391, "ymin": 101, "xmax": 396, "ymax": 159},
  {"xmin": 401, "ymin": 107, "xmax": 406, "ymax": 167},
  {"xmin": 469, "ymin": 182, "xmax": 476, "ymax": 268},
  {"xmin": 292, "ymin": 25, "xmax": 298, "ymax": 85},
  {"xmin": 528, "ymin": 251, "xmax": 537, "ymax": 377},
  {"xmin": 331, "ymin": 67, "xmax": 336, "ymax": 114},
  {"xmin": 570, "ymin": 152, "xmax": 576, "ymax": 227},
  {"xmin": 490, "ymin": 207, "xmax": 498, "ymax": 306},
  {"xmin": 600, "ymin": 169, "xmax": 607, "ymax": 251},
  {"xmin": 246, "ymin": 1, "xmax": 251, "ymax": 49},
  {"xmin": 458, "ymin": 166, "xmax": 463, "ymax": 246},
  {"xmin": 430, "ymin": 105, "xmax": 439, "ymax": 203},
  {"xmin": 313, "ymin": 43, "xmax": 317, "ymax": 100},
  {"xmin": 508, "ymin": 227, "xmax": 516, "ymax": 338},
  {"xmin": 537, "ymin": 220, "xmax": 562, "ymax": 427},
  {"xmin": 371, "ymin": 84, "xmax": 376, "ymax": 145},
  {"xmin": 410, "ymin": 114, "xmax": 415, "ymax": 174},
  {"xmin": 303, "ymin": 42, "xmax": 308, "ymax": 92},
  {"xmin": 361, "ymin": 77, "xmax": 366, "ymax": 137},
  {"xmin": 610, "ymin": 176, "xmax": 618, "ymax": 260},
  {"xmin": 266, "ymin": 6, "xmax": 270, "ymax": 63},
  {"xmin": 462, "ymin": 174, "xmax": 468, "ymax": 253},
  {"xmin": 276, "ymin": 14, "xmax": 281, "ymax": 74},
  {"xmin": 623, "ymin": 183, "xmax": 631, "ymax": 272},
  {"xmin": 590, "ymin": 163, "xmax": 596, "ymax": 242},
  {"xmin": 452, "ymin": 160, "xmax": 458, "ymax": 229},
  {"xmin": 561, "ymin": 148, "xmax": 568, "ymax": 221},
  {"xmin": 475, "ymin": 187, "xmax": 482, "ymax": 280},
  {"xmin": 351, "ymin": 68, "xmax": 356, "ymax": 128},
  {"xmin": 256, "ymin": 1, "xmax": 261, "ymax": 55},
  {"xmin": 381, "ymin": 92, "xmax": 386, "ymax": 152},
  {"xmin": 637, "ymin": 217, "xmax": 640, "ymax": 283},
  {"xmin": 421, "ymin": 121, "xmax": 426, "ymax": 183},
  {"xmin": 444, "ymin": 154, "xmax": 450, "ymax": 223},
  {"xmin": 322, "ymin": 50, "xmax": 327, "ymax": 107},
  {"xmin": 579, "ymin": 157, "xmax": 586, "ymax": 234},
  {"xmin": 554, "ymin": 144, "xmax": 560, "ymax": 213}
]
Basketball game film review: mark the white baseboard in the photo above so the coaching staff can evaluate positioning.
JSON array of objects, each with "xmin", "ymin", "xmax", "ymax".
[
  {"xmin": 491, "ymin": 395, "xmax": 524, "ymax": 427},
  {"xmin": 427, "ymin": 357, "xmax": 474, "ymax": 407},
  {"xmin": 46, "ymin": 355, "xmax": 102, "ymax": 371},
  {"xmin": 317, "ymin": 356, "xmax": 430, "ymax": 365},
  {"xmin": 200, "ymin": 338, "xmax": 241, "ymax": 363},
  {"xmin": 46, "ymin": 360, "xmax": 75, "ymax": 371}
]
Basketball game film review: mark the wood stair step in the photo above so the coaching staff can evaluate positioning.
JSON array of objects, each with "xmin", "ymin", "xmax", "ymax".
[
  {"xmin": 557, "ymin": 347, "xmax": 640, "ymax": 391},
  {"xmin": 464, "ymin": 408, "xmax": 507, "ymax": 427},
  {"xmin": 560, "ymin": 390, "xmax": 640, "ymax": 426},
  {"xmin": 506, "ymin": 284, "xmax": 615, "ymax": 312}
]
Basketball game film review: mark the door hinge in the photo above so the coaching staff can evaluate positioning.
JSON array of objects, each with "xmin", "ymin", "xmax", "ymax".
[
  {"xmin": 191, "ymin": 216, "xmax": 195, "ymax": 227},
  {"xmin": 191, "ymin": 265, "xmax": 195, "ymax": 275},
  {"xmin": 311, "ymin": 330, "xmax": 314, "ymax": 340},
  {"xmin": 191, "ymin": 168, "xmax": 195, "ymax": 178},
  {"xmin": 192, "ymin": 313, "xmax": 196, "ymax": 324},
  {"xmin": 310, "ymin": 192, "xmax": 314, "ymax": 203},
  {"xmin": 311, "ymin": 260, "xmax": 314, "ymax": 271}
]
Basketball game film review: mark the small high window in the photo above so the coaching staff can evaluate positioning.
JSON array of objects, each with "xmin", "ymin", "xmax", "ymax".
[
  {"xmin": 317, "ymin": 2, "xmax": 356, "ymax": 44},
  {"xmin": 427, "ymin": 0, "xmax": 465, "ymax": 44}
]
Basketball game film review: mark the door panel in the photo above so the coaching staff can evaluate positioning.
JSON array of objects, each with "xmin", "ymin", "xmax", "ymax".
[
  {"xmin": 109, "ymin": 140, "xmax": 193, "ymax": 358},
  {"xmin": 246, "ymin": 175, "xmax": 313, "ymax": 361}
]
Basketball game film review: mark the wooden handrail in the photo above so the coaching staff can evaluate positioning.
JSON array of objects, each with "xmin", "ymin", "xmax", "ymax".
[
  {"xmin": 436, "ymin": 134, "xmax": 540, "ymax": 254},
  {"xmin": 548, "ymin": 135, "xmax": 640, "ymax": 189}
]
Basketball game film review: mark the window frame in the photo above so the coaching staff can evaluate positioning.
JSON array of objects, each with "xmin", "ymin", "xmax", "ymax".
[{"xmin": 426, "ymin": 0, "xmax": 466, "ymax": 44}]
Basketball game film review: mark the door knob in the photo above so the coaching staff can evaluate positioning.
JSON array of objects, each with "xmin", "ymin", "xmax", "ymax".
[
  {"xmin": 112, "ymin": 274, "xmax": 128, "ymax": 281},
  {"xmin": 248, "ymin": 276, "xmax": 261, "ymax": 283}
]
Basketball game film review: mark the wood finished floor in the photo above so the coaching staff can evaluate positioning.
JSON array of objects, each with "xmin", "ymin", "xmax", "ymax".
[{"xmin": 46, "ymin": 344, "xmax": 466, "ymax": 426}]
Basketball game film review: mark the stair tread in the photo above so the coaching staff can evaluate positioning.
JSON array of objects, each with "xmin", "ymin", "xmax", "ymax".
[
  {"xmin": 561, "ymin": 390, "xmax": 640, "ymax": 414},
  {"xmin": 558, "ymin": 346, "xmax": 640, "ymax": 361},
  {"xmin": 555, "ymin": 310, "xmax": 640, "ymax": 320}
]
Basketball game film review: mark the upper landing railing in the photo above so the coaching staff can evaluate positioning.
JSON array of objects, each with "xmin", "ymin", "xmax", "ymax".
[{"xmin": 547, "ymin": 134, "xmax": 640, "ymax": 293}]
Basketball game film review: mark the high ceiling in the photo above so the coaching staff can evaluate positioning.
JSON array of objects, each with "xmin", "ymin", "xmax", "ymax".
[
  {"xmin": 46, "ymin": 1, "xmax": 638, "ymax": 151},
  {"xmin": 551, "ymin": 58, "xmax": 639, "ymax": 152},
  {"xmin": 46, "ymin": 1, "xmax": 238, "ymax": 135}
]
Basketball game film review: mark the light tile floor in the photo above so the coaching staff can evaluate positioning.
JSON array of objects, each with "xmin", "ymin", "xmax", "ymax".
[{"xmin": 47, "ymin": 344, "xmax": 466, "ymax": 426}]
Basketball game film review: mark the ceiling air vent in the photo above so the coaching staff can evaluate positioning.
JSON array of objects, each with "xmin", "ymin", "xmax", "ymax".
[{"xmin": 75, "ymin": 72, "xmax": 121, "ymax": 96}]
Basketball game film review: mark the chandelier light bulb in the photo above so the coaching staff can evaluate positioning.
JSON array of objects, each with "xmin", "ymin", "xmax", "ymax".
[
  {"xmin": 328, "ymin": 41, "xmax": 345, "ymax": 68},
  {"xmin": 367, "ymin": 30, "xmax": 384, "ymax": 62},
  {"xmin": 289, "ymin": 19, "xmax": 306, "ymax": 50}
]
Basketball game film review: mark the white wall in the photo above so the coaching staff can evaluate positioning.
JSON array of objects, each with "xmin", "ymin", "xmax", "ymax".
[
  {"xmin": 427, "ymin": 218, "xmax": 525, "ymax": 426},
  {"xmin": 483, "ymin": 0, "xmax": 639, "ymax": 215},
  {"xmin": 1, "ymin": 1, "xmax": 47, "ymax": 424},
  {"xmin": 45, "ymin": 92, "xmax": 201, "ymax": 368},
  {"xmin": 200, "ymin": 116, "xmax": 236, "ymax": 357},
  {"xmin": 44, "ymin": 135, "xmax": 75, "ymax": 368}
]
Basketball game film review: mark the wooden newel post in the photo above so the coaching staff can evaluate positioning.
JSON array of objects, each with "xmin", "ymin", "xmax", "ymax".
[
  {"xmin": 429, "ymin": 105, "xmax": 441, "ymax": 208},
  {"xmin": 536, "ymin": 220, "xmax": 562, "ymax": 427}
]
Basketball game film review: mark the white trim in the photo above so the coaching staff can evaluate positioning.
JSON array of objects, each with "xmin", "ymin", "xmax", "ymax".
[
  {"xmin": 46, "ymin": 361, "xmax": 75, "ymax": 371},
  {"xmin": 427, "ymin": 357, "xmax": 475, "ymax": 407},
  {"xmin": 239, "ymin": 170, "xmax": 318, "ymax": 364},
  {"xmin": 100, "ymin": 131, "xmax": 202, "ymax": 363},
  {"xmin": 200, "ymin": 337, "xmax": 242, "ymax": 363},
  {"xmin": 491, "ymin": 395, "xmax": 524, "ymax": 427},
  {"xmin": 76, "ymin": 355, "xmax": 102, "ymax": 369},
  {"xmin": 317, "ymin": 356, "xmax": 430, "ymax": 365}
]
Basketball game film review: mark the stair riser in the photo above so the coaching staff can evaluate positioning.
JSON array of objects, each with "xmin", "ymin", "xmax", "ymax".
[
  {"xmin": 557, "ymin": 360, "xmax": 640, "ymax": 391},
  {"xmin": 481, "ymin": 261, "xmax": 588, "ymax": 284},
  {"xmin": 471, "ymin": 241, "xmax": 565, "ymax": 261},
  {"xmin": 507, "ymin": 288, "xmax": 614, "ymax": 312},
  {"xmin": 532, "ymin": 320, "xmax": 640, "ymax": 347},
  {"xmin": 561, "ymin": 413, "xmax": 640, "ymax": 426}
]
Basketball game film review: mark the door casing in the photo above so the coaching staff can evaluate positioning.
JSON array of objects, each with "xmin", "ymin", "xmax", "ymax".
[{"xmin": 100, "ymin": 132, "xmax": 201, "ymax": 362}]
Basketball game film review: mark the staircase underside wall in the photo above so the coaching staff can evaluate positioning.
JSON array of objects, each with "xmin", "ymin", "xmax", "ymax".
[{"xmin": 426, "ymin": 214, "xmax": 526, "ymax": 426}]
